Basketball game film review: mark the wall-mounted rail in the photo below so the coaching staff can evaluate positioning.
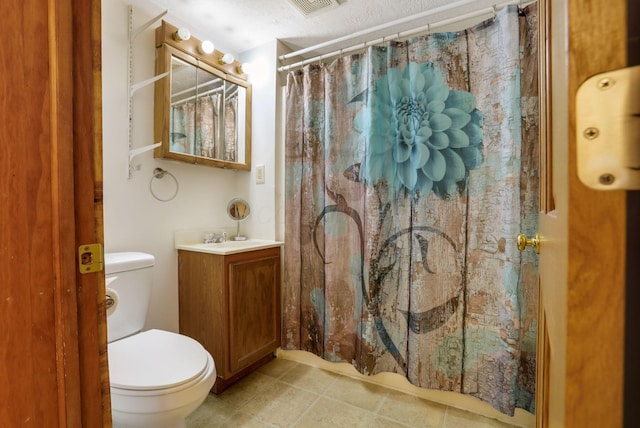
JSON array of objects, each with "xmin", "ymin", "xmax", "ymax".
[{"xmin": 128, "ymin": 6, "xmax": 168, "ymax": 178}]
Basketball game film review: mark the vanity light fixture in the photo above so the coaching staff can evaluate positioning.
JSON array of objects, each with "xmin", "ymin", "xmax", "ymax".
[
  {"xmin": 219, "ymin": 53, "xmax": 235, "ymax": 65},
  {"xmin": 173, "ymin": 27, "xmax": 191, "ymax": 42},
  {"xmin": 198, "ymin": 40, "xmax": 215, "ymax": 55}
]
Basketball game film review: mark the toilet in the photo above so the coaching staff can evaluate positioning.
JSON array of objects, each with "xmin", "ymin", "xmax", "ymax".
[{"xmin": 105, "ymin": 252, "xmax": 215, "ymax": 428}]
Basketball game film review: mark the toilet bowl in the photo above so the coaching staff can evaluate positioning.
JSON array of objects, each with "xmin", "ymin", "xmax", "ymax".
[
  {"xmin": 109, "ymin": 329, "xmax": 215, "ymax": 428},
  {"xmin": 105, "ymin": 252, "xmax": 216, "ymax": 428}
]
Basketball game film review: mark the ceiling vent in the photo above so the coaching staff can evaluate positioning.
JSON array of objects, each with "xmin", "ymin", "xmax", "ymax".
[{"xmin": 286, "ymin": 0, "xmax": 340, "ymax": 16}]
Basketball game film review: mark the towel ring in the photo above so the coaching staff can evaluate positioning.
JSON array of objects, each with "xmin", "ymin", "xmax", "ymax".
[{"xmin": 149, "ymin": 167, "xmax": 179, "ymax": 202}]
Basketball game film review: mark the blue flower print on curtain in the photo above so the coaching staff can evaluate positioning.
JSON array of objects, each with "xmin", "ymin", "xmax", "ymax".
[{"xmin": 358, "ymin": 62, "xmax": 483, "ymax": 199}]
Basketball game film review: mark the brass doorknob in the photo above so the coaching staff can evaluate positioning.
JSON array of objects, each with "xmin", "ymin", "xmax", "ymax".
[{"xmin": 517, "ymin": 233, "xmax": 540, "ymax": 254}]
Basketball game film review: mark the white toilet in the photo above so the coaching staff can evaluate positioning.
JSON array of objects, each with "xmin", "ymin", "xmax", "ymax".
[{"xmin": 105, "ymin": 252, "xmax": 216, "ymax": 428}]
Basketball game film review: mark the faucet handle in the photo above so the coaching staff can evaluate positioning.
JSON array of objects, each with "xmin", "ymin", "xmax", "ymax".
[{"xmin": 203, "ymin": 231, "xmax": 227, "ymax": 243}]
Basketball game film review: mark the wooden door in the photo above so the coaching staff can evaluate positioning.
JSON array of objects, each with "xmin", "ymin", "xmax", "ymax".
[
  {"xmin": 536, "ymin": 0, "xmax": 627, "ymax": 426},
  {"xmin": 0, "ymin": 0, "xmax": 108, "ymax": 426}
]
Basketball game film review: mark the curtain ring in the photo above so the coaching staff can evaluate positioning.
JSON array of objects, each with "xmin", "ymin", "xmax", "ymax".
[
  {"xmin": 150, "ymin": 167, "xmax": 179, "ymax": 202},
  {"xmin": 491, "ymin": 6, "xmax": 497, "ymax": 22},
  {"xmin": 319, "ymin": 53, "xmax": 326, "ymax": 68}
]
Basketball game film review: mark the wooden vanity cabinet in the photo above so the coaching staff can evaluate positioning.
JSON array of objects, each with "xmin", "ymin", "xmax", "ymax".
[{"xmin": 177, "ymin": 246, "xmax": 281, "ymax": 393}]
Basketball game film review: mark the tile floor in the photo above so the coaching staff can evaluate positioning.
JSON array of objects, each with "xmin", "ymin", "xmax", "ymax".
[{"xmin": 187, "ymin": 358, "xmax": 520, "ymax": 428}]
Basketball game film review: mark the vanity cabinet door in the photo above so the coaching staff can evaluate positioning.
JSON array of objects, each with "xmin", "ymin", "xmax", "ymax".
[{"xmin": 227, "ymin": 250, "xmax": 281, "ymax": 373}]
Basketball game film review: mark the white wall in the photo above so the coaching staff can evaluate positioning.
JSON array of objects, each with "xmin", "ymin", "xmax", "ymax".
[
  {"xmin": 239, "ymin": 41, "xmax": 279, "ymax": 241},
  {"xmin": 102, "ymin": 0, "xmax": 278, "ymax": 332}
]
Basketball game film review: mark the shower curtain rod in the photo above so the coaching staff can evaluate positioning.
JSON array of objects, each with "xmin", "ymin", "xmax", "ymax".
[
  {"xmin": 171, "ymin": 85, "xmax": 239, "ymax": 106},
  {"xmin": 277, "ymin": 0, "xmax": 533, "ymax": 72},
  {"xmin": 171, "ymin": 86, "xmax": 223, "ymax": 106},
  {"xmin": 171, "ymin": 77, "xmax": 223, "ymax": 100}
]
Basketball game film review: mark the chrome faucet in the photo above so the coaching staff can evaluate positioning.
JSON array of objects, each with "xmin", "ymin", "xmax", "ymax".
[{"xmin": 203, "ymin": 232, "xmax": 226, "ymax": 244}]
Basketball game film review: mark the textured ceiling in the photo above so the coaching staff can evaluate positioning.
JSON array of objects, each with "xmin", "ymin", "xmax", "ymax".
[{"xmin": 130, "ymin": 0, "xmax": 511, "ymax": 58}]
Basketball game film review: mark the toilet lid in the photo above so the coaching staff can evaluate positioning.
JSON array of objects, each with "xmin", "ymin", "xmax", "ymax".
[{"xmin": 108, "ymin": 329, "xmax": 210, "ymax": 390}]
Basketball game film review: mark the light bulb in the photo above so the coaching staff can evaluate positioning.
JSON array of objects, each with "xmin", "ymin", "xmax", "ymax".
[
  {"xmin": 173, "ymin": 28, "xmax": 191, "ymax": 42},
  {"xmin": 198, "ymin": 40, "xmax": 214, "ymax": 55},
  {"xmin": 237, "ymin": 62, "xmax": 253, "ymax": 74},
  {"xmin": 219, "ymin": 53, "xmax": 235, "ymax": 65}
]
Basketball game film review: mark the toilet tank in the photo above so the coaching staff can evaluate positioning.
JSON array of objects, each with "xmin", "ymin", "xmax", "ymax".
[{"xmin": 105, "ymin": 252, "xmax": 155, "ymax": 343}]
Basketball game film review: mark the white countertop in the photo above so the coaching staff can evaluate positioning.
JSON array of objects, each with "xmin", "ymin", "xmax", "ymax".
[{"xmin": 175, "ymin": 238, "xmax": 283, "ymax": 255}]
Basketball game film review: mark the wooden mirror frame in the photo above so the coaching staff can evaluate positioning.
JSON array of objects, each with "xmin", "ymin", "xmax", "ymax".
[{"xmin": 153, "ymin": 21, "xmax": 252, "ymax": 170}]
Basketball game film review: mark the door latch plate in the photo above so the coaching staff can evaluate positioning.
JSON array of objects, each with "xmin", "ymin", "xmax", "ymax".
[
  {"xmin": 576, "ymin": 65, "xmax": 640, "ymax": 190},
  {"xmin": 78, "ymin": 243, "xmax": 104, "ymax": 274}
]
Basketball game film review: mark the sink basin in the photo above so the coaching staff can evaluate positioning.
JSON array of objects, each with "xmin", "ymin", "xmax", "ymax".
[{"xmin": 176, "ymin": 239, "xmax": 282, "ymax": 255}]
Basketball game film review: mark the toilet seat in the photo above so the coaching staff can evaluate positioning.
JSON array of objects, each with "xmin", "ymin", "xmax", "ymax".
[{"xmin": 108, "ymin": 329, "xmax": 210, "ymax": 391}]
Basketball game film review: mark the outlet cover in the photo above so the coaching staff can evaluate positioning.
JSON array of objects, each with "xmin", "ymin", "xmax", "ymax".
[{"xmin": 256, "ymin": 164, "xmax": 265, "ymax": 184}]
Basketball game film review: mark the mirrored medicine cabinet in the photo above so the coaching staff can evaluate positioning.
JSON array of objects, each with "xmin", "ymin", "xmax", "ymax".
[{"xmin": 154, "ymin": 21, "xmax": 252, "ymax": 170}]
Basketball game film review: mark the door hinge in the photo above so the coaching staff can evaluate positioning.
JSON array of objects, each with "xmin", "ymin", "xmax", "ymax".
[
  {"xmin": 78, "ymin": 243, "xmax": 104, "ymax": 274},
  {"xmin": 576, "ymin": 65, "xmax": 640, "ymax": 190}
]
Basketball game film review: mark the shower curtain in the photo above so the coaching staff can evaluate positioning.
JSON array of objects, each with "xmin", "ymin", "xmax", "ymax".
[
  {"xmin": 170, "ymin": 91, "xmax": 240, "ymax": 160},
  {"xmin": 283, "ymin": 4, "xmax": 539, "ymax": 415},
  {"xmin": 171, "ymin": 93, "xmax": 221, "ymax": 157},
  {"xmin": 223, "ymin": 94, "xmax": 238, "ymax": 162}
]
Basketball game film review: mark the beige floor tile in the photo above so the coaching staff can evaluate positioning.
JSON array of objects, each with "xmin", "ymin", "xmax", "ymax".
[
  {"xmin": 256, "ymin": 358, "xmax": 299, "ymax": 379},
  {"xmin": 445, "ymin": 407, "xmax": 517, "ymax": 428},
  {"xmin": 186, "ymin": 395, "xmax": 237, "ymax": 427},
  {"xmin": 292, "ymin": 397, "xmax": 376, "ymax": 428},
  {"xmin": 378, "ymin": 392, "xmax": 447, "ymax": 427},
  {"xmin": 216, "ymin": 371, "xmax": 279, "ymax": 408},
  {"xmin": 279, "ymin": 364, "xmax": 340, "ymax": 394},
  {"xmin": 188, "ymin": 359, "xmax": 521, "ymax": 428},
  {"xmin": 240, "ymin": 381, "xmax": 319, "ymax": 427},
  {"xmin": 370, "ymin": 416, "xmax": 413, "ymax": 428},
  {"xmin": 218, "ymin": 411, "xmax": 275, "ymax": 428},
  {"xmin": 328, "ymin": 375, "xmax": 389, "ymax": 412}
]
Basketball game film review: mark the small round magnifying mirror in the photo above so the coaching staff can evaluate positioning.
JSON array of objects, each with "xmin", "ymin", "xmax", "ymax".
[{"xmin": 227, "ymin": 198, "xmax": 250, "ymax": 240}]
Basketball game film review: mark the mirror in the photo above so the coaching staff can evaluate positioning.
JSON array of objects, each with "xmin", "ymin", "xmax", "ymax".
[
  {"xmin": 227, "ymin": 198, "xmax": 250, "ymax": 240},
  {"xmin": 154, "ymin": 22, "xmax": 252, "ymax": 170},
  {"xmin": 227, "ymin": 198, "xmax": 250, "ymax": 221}
]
